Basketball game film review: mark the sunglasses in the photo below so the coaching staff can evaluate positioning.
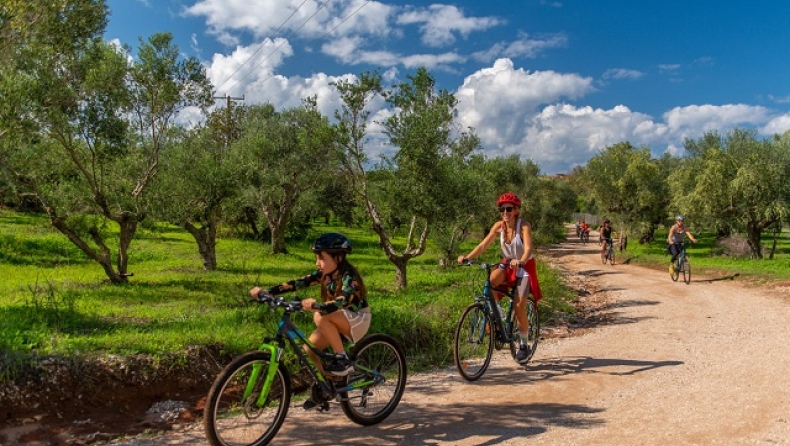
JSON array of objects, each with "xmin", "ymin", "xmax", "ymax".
[{"xmin": 499, "ymin": 206, "xmax": 515, "ymax": 213}]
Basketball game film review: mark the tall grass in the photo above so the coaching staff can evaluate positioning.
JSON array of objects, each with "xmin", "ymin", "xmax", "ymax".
[{"xmin": 0, "ymin": 210, "xmax": 574, "ymax": 378}]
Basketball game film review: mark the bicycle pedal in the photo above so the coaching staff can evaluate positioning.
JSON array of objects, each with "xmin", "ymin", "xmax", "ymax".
[{"xmin": 317, "ymin": 402, "xmax": 331, "ymax": 412}]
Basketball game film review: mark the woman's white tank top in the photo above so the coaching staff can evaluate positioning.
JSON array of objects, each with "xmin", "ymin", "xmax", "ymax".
[{"xmin": 500, "ymin": 219, "xmax": 530, "ymax": 277}]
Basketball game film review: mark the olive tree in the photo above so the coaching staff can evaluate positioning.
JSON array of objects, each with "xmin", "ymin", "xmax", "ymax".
[
  {"xmin": 236, "ymin": 99, "xmax": 339, "ymax": 254},
  {"xmin": 0, "ymin": 21, "xmax": 213, "ymax": 283},
  {"xmin": 670, "ymin": 129, "xmax": 790, "ymax": 258},
  {"xmin": 334, "ymin": 69, "xmax": 477, "ymax": 288}
]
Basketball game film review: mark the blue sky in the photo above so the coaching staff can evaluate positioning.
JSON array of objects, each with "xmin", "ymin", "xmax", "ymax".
[{"xmin": 104, "ymin": 0, "xmax": 790, "ymax": 174}]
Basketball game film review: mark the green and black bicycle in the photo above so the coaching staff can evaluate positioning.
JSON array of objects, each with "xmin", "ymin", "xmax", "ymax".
[{"xmin": 204, "ymin": 293, "xmax": 407, "ymax": 446}]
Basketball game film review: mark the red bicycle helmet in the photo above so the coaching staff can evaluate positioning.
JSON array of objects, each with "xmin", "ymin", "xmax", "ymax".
[{"xmin": 496, "ymin": 192, "xmax": 522, "ymax": 207}]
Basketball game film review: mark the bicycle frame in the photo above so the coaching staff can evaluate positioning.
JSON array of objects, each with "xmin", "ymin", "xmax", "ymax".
[
  {"xmin": 474, "ymin": 262, "xmax": 519, "ymax": 344},
  {"xmin": 250, "ymin": 299, "xmax": 383, "ymax": 408}
]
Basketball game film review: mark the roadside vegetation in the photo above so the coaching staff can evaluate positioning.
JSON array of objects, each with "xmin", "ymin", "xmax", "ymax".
[{"xmin": 0, "ymin": 210, "xmax": 575, "ymax": 380}]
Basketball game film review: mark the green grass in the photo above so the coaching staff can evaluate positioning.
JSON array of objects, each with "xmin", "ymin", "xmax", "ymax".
[
  {"xmin": 619, "ymin": 227, "xmax": 790, "ymax": 282},
  {"xmin": 0, "ymin": 210, "xmax": 575, "ymax": 379}
]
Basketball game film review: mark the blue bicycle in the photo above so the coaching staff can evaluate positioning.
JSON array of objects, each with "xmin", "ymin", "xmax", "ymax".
[
  {"xmin": 204, "ymin": 293, "xmax": 406, "ymax": 446},
  {"xmin": 453, "ymin": 260, "xmax": 539, "ymax": 381}
]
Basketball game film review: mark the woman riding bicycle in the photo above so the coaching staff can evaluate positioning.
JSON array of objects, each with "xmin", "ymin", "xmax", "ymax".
[
  {"xmin": 598, "ymin": 219, "xmax": 616, "ymax": 259},
  {"xmin": 249, "ymin": 232, "xmax": 370, "ymax": 379},
  {"xmin": 667, "ymin": 215, "xmax": 697, "ymax": 274},
  {"xmin": 457, "ymin": 192, "xmax": 538, "ymax": 362}
]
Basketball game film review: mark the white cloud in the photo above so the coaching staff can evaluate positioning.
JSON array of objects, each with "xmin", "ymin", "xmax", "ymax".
[
  {"xmin": 658, "ymin": 64, "xmax": 681, "ymax": 73},
  {"xmin": 455, "ymin": 58, "xmax": 594, "ymax": 148},
  {"xmin": 209, "ymin": 38, "xmax": 294, "ymax": 97},
  {"xmin": 184, "ymin": 0, "xmax": 394, "ymax": 42},
  {"xmin": 603, "ymin": 68, "xmax": 644, "ymax": 80},
  {"xmin": 662, "ymin": 104, "xmax": 770, "ymax": 138},
  {"xmin": 761, "ymin": 114, "xmax": 790, "ymax": 135},
  {"xmin": 396, "ymin": 5, "xmax": 502, "ymax": 47},
  {"xmin": 768, "ymin": 94, "xmax": 790, "ymax": 104}
]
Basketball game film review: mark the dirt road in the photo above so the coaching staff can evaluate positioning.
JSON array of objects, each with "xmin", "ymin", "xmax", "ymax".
[{"xmin": 45, "ymin": 232, "xmax": 790, "ymax": 445}]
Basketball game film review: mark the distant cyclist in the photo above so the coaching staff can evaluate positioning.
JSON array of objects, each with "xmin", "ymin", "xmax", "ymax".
[
  {"xmin": 667, "ymin": 215, "xmax": 697, "ymax": 274},
  {"xmin": 598, "ymin": 219, "xmax": 616, "ymax": 258}
]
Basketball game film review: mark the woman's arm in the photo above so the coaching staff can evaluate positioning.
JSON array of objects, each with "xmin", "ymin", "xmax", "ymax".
[
  {"xmin": 458, "ymin": 221, "xmax": 501, "ymax": 263},
  {"xmin": 518, "ymin": 221, "xmax": 534, "ymax": 266}
]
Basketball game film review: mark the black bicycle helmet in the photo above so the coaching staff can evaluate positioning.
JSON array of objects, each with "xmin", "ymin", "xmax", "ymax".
[
  {"xmin": 604, "ymin": 219, "xmax": 610, "ymax": 224},
  {"xmin": 311, "ymin": 232, "xmax": 353, "ymax": 254}
]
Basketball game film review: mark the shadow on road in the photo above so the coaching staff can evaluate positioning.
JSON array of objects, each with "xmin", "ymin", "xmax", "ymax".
[
  {"xmin": 527, "ymin": 355, "xmax": 684, "ymax": 379},
  {"xmin": 278, "ymin": 399, "xmax": 604, "ymax": 446}
]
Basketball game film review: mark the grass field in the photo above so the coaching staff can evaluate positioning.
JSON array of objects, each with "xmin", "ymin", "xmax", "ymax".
[
  {"xmin": 0, "ymin": 210, "xmax": 575, "ymax": 378},
  {"xmin": 617, "ymin": 226, "xmax": 790, "ymax": 282}
]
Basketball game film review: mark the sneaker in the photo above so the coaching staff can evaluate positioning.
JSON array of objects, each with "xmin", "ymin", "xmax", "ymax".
[
  {"xmin": 669, "ymin": 264, "xmax": 675, "ymax": 274},
  {"xmin": 327, "ymin": 354, "xmax": 354, "ymax": 376},
  {"xmin": 302, "ymin": 398, "xmax": 318, "ymax": 410},
  {"xmin": 515, "ymin": 344, "xmax": 531, "ymax": 363}
]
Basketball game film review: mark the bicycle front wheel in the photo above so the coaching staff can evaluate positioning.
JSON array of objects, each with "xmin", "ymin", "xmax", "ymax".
[
  {"xmin": 508, "ymin": 297, "xmax": 539, "ymax": 364},
  {"xmin": 341, "ymin": 333, "xmax": 407, "ymax": 426},
  {"xmin": 683, "ymin": 257, "xmax": 691, "ymax": 284},
  {"xmin": 453, "ymin": 303, "xmax": 493, "ymax": 381},
  {"xmin": 204, "ymin": 351, "xmax": 291, "ymax": 446},
  {"xmin": 608, "ymin": 249, "xmax": 615, "ymax": 266}
]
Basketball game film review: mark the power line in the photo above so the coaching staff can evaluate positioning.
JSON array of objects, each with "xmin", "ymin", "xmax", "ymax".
[
  {"xmin": 213, "ymin": 0, "xmax": 310, "ymax": 94},
  {"xmin": 241, "ymin": 0, "xmax": 371, "ymax": 98},
  {"xmin": 221, "ymin": 0, "xmax": 335, "ymax": 96}
]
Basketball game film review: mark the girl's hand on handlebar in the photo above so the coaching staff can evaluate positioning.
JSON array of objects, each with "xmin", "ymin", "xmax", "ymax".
[
  {"xmin": 457, "ymin": 255, "xmax": 468, "ymax": 265},
  {"xmin": 301, "ymin": 298, "xmax": 318, "ymax": 311},
  {"xmin": 509, "ymin": 259, "xmax": 523, "ymax": 268},
  {"xmin": 249, "ymin": 287, "xmax": 263, "ymax": 299}
]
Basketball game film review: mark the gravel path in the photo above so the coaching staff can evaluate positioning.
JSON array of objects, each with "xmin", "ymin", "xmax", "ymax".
[{"xmin": 100, "ymin": 234, "xmax": 790, "ymax": 446}]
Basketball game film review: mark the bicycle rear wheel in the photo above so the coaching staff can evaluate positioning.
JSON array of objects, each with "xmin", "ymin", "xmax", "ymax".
[
  {"xmin": 340, "ymin": 333, "xmax": 407, "ymax": 426},
  {"xmin": 453, "ymin": 303, "xmax": 493, "ymax": 381},
  {"xmin": 683, "ymin": 257, "xmax": 691, "ymax": 284},
  {"xmin": 508, "ymin": 297, "xmax": 539, "ymax": 364},
  {"xmin": 204, "ymin": 351, "xmax": 291, "ymax": 446}
]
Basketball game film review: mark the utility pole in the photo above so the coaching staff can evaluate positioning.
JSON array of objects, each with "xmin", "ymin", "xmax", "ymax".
[{"xmin": 212, "ymin": 94, "xmax": 244, "ymax": 148}]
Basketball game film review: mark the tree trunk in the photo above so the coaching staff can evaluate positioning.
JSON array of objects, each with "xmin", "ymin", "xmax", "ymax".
[
  {"xmin": 393, "ymin": 258, "xmax": 408, "ymax": 289},
  {"xmin": 745, "ymin": 221, "xmax": 763, "ymax": 259},
  {"xmin": 116, "ymin": 216, "xmax": 138, "ymax": 279},
  {"xmin": 270, "ymin": 225, "xmax": 288, "ymax": 254},
  {"xmin": 183, "ymin": 221, "xmax": 218, "ymax": 271},
  {"xmin": 50, "ymin": 215, "xmax": 127, "ymax": 284}
]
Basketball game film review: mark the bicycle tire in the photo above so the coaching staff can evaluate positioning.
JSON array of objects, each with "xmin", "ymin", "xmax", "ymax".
[
  {"xmin": 670, "ymin": 260, "xmax": 680, "ymax": 282},
  {"xmin": 507, "ymin": 297, "xmax": 539, "ymax": 364},
  {"xmin": 608, "ymin": 248, "xmax": 615, "ymax": 266},
  {"xmin": 204, "ymin": 351, "xmax": 291, "ymax": 446},
  {"xmin": 601, "ymin": 251, "xmax": 607, "ymax": 264},
  {"xmin": 683, "ymin": 257, "xmax": 691, "ymax": 284},
  {"xmin": 453, "ymin": 303, "xmax": 493, "ymax": 381},
  {"xmin": 340, "ymin": 333, "xmax": 407, "ymax": 426}
]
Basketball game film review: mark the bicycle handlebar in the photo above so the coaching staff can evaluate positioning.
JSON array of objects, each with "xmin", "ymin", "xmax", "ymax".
[
  {"xmin": 461, "ymin": 259, "xmax": 524, "ymax": 269},
  {"xmin": 254, "ymin": 292, "xmax": 321, "ymax": 312}
]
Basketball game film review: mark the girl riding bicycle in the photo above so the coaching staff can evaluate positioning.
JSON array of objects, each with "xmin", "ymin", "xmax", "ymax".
[
  {"xmin": 667, "ymin": 215, "xmax": 697, "ymax": 274},
  {"xmin": 249, "ymin": 232, "xmax": 370, "ymax": 378},
  {"xmin": 457, "ymin": 192, "xmax": 540, "ymax": 362}
]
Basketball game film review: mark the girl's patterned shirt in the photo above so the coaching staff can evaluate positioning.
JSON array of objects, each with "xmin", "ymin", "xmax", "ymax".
[{"xmin": 267, "ymin": 266, "xmax": 366, "ymax": 313}]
